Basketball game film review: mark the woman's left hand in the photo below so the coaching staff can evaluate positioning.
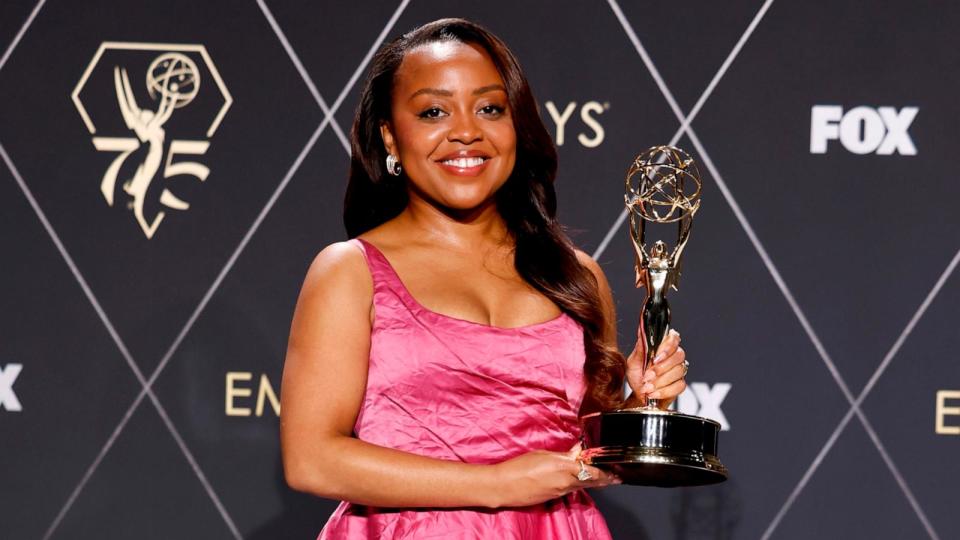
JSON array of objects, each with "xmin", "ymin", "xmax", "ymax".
[{"xmin": 625, "ymin": 329, "xmax": 687, "ymax": 408}]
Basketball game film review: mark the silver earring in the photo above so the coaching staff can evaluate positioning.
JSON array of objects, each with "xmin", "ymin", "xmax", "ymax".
[{"xmin": 385, "ymin": 154, "xmax": 402, "ymax": 176}]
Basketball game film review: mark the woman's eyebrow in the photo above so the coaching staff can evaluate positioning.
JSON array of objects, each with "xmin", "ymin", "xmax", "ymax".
[
  {"xmin": 408, "ymin": 84, "xmax": 506, "ymax": 101},
  {"xmin": 473, "ymin": 84, "xmax": 506, "ymax": 95},
  {"xmin": 409, "ymin": 88, "xmax": 452, "ymax": 100}
]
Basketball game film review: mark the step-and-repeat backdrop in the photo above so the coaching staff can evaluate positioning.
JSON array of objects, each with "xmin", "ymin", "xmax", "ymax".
[{"xmin": 2, "ymin": 1, "xmax": 957, "ymax": 539}]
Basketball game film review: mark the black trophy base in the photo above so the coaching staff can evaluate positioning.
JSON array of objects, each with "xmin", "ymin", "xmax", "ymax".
[{"xmin": 580, "ymin": 408, "xmax": 728, "ymax": 487}]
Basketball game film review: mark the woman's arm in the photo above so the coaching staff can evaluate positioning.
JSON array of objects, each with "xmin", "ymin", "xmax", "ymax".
[
  {"xmin": 574, "ymin": 249, "xmax": 686, "ymax": 410},
  {"xmin": 280, "ymin": 242, "xmax": 617, "ymax": 508}
]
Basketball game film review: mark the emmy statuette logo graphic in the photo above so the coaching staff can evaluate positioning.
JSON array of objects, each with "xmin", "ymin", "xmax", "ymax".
[{"xmin": 72, "ymin": 43, "xmax": 233, "ymax": 239}]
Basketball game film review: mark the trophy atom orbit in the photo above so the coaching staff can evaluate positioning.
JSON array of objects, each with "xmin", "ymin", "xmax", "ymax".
[{"xmin": 580, "ymin": 145, "xmax": 728, "ymax": 487}]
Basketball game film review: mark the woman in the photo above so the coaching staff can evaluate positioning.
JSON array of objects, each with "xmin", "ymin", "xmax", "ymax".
[{"xmin": 280, "ymin": 18, "xmax": 689, "ymax": 539}]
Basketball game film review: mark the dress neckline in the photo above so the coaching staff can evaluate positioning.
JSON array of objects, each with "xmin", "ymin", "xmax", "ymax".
[{"xmin": 355, "ymin": 237, "xmax": 570, "ymax": 333}]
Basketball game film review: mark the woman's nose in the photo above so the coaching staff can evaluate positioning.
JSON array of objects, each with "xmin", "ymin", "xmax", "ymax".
[{"xmin": 447, "ymin": 112, "xmax": 482, "ymax": 143}]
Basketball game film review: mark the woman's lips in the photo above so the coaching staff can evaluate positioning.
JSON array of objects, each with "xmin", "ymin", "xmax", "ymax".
[{"xmin": 436, "ymin": 156, "xmax": 490, "ymax": 176}]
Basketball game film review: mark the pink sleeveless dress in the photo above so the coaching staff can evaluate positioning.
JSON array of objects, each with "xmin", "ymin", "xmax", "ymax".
[{"xmin": 317, "ymin": 238, "xmax": 612, "ymax": 540}]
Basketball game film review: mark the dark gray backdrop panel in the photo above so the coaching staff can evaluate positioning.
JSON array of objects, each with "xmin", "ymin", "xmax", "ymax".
[{"xmin": 1, "ymin": 1, "xmax": 956, "ymax": 539}]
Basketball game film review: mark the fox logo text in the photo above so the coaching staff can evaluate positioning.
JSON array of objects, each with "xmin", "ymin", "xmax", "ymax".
[
  {"xmin": 676, "ymin": 382, "xmax": 730, "ymax": 430},
  {"xmin": 544, "ymin": 101, "xmax": 607, "ymax": 148},
  {"xmin": 810, "ymin": 105, "xmax": 917, "ymax": 155},
  {"xmin": 0, "ymin": 364, "xmax": 23, "ymax": 412}
]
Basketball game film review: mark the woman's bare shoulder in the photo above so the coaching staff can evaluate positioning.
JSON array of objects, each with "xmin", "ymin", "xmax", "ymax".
[
  {"xmin": 300, "ymin": 240, "xmax": 372, "ymax": 300},
  {"xmin": 573, "ymin": 248, "xmax": 618, "ymax": 342},
  {"xmin": 574, "ymin": 248, "xmax": 602, "ymax": 274}
]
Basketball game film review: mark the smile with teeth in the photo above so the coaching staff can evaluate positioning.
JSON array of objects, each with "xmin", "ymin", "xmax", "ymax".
[{"xmin": 441, "ymin": 157, "xmax": 487, "ymax": 168}]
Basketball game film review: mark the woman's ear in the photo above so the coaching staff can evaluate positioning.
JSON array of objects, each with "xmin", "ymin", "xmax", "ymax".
[{"xmin": 380, "ymin": 121, "xmax": 397, "ymax": 158}]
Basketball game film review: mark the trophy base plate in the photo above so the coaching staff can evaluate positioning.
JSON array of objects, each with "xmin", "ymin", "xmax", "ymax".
[{"xmin": 580, "ymin": 408, "xmax": 728, "ymax": 487}]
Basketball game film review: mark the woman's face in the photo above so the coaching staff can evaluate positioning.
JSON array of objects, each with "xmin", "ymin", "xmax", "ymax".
[{"xmin": 381, "ymin": 40, "xmax": 517, "ymax": 213}]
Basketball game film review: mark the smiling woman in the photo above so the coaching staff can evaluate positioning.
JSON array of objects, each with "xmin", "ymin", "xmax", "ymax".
[
  {"xmin": 279, "ymin": 17, "xmax": 689, "ymax": 540},
  {"xmin": 379, "ymin": 40, "xmax": 517, "ymax": 212}
]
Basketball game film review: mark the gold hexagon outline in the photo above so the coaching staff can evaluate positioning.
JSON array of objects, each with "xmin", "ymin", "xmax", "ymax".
[{"xmin": 71, "ymin": 41, "xmax": 233, "ymax": 138}]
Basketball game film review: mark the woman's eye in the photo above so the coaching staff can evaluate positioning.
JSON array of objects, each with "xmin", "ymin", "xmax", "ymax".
[
  {"xmin": 418, "ymin": 107, "xmax": 445, "ymax": 119},
  {"xmin": 479, "ymin": 105, "xmax": 505, "ymax": 116}
]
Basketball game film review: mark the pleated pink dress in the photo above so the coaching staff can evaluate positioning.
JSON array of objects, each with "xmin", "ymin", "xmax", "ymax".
[{"xmin": 317, "ymin": 238, "xmax": 612, "ymax": 540}]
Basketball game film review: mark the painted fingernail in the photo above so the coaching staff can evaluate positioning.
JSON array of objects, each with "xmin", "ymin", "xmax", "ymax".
[
  {"xmin": 649, "ymin": 390, "xmax": 661, "ymax": 398},
  {"xmin": 653, "ymin": 353, "xmax": 666, "ymax": 364},
  {"xmin": 641, "ymin": 383, "xmax": 655, "ymax": 394}
]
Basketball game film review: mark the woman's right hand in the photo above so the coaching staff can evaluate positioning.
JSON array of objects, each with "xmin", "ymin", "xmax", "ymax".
[{"xmin": 488, "ymin": 444, "xmax": 621, "ymax": 508}]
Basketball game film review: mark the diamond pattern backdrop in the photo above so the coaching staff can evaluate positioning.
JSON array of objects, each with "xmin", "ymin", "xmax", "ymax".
[{"xmin": 1, "ymin": 1, "xmax": 956, "ymax": 539}]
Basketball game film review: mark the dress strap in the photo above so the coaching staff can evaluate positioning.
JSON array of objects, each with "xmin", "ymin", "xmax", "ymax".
[
  {"xmin": 351, "ymin": 237, "xmax": 397, "ymax": 285},
  {"xmin": 349, "ymin": 237, "xmax": 415, "ymax": 312}
]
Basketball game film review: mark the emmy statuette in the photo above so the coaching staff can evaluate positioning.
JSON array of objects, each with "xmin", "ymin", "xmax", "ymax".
[{"xmin": 580, "ymin": 146, "xmax": 728, "ymax": 487}]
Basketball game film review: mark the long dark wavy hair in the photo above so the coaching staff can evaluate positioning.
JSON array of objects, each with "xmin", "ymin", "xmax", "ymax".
[{"xmin": 343, "ymin": 18, "xmax": 625, "ymax": 413}]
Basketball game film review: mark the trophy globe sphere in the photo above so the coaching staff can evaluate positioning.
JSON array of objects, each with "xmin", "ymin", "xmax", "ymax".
[
  {"xmin": 625, "ymin": 145, "xmax": 702, "ymax": 224},
  {"xmin": 146, "ymin": 52, "xmax": 200, "ymax": 108}
]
